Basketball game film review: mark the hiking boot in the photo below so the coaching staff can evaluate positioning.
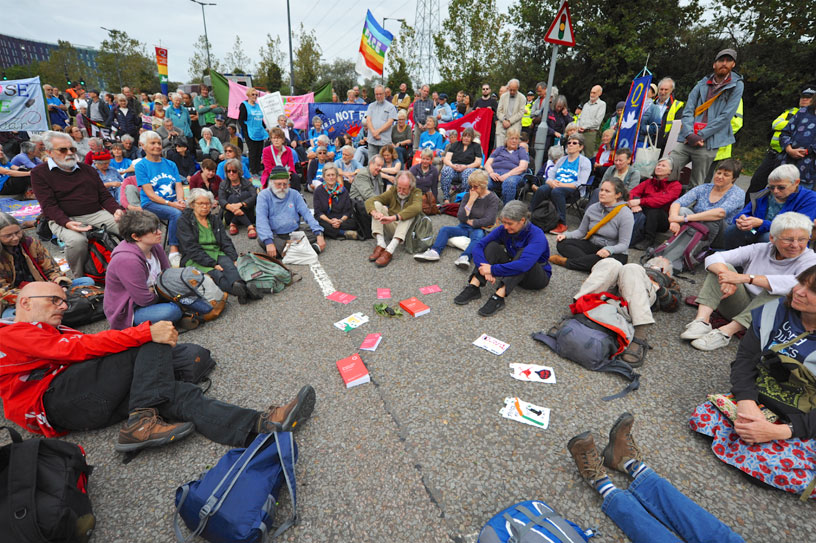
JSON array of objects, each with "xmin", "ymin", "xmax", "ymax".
[
  {"xmin": 344, "ymin": 230, "xmax": 359, "ymax": 240},
  {"xmin": 691, "ymin": 329, "xmax": 731, "ymax": 351},
  {"xmin": 414, "ymin": 248, "xmax": 441, "ymax": 262},
  {"xmin": 478, "ymin": 294, "xmax": 505, "ymax": 316},
  {"xmin": 454, "ymin": 284, "xmax": 481, "ymax": 305},
  {"xmin": 567, "ymin": 431, "xmax": 608, "ymax": 484},
  {"xmin": 454, "ymin": 255, "xmax": 470, "ymax": 269},
  {"xmin": 232, "ymin": 280, "xmax": 249, "ymax": 304},
  {"xmin": 602, "ymin": 412, "xmax": 642, "ymax": 472},
  {"xmin": 680, "ymin": 319, "xmax": 712, "ymax": 340},
  {"xmin": 246, "ymin": 282, "xmax": 265, "ymax": 300},
  {"xmin": 115, "ymin": 408, "xmax": 195, "ymax": 452},
  {"xmin": 258, "ymin": 385, "xmax": 316, "ymax": 433}
]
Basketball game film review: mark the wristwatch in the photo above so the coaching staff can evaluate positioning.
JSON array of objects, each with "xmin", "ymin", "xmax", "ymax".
[
  {"xmin": 748, "ymin": 274, "xmax": 755, "ymax": 284},
  {"xmin": 787, "ymin": 422, "xmax": 795, "ymax": 437}
]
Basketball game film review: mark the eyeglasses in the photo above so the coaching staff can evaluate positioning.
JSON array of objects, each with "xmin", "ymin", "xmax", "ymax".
[
  {"xmin": 27, "ymin": 295, "xmax": 68, "ymax": 308},
  {"xmin": 0, "ymin": 228, "xmax": 23, "ymax": 241},
  {"xmin": 777, "ymin": 237, "xmax": 809, "ymax": 245},
  {"xmin": 193, "ymin": 201, "xmax": 213, "ymax": 207},
  {"xmin": 226, "ymin": 169, "xmax": 239, "ymax": 173},
  {"xmin": 567, "ymin": 141, "xmax": 581, "ymax": 146},
  {"xmin": 53, "ymin": 146, "xmax": 78, "ymax": 154},
  {"xmin": 767, "ymin": 184, "xmax": 791, "ymax": 192}
]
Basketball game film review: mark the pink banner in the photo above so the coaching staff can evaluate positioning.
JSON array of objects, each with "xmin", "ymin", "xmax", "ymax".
[
  {"xmin": 226, "ymin": 81, "xmax": 265, "ymax": 119},
  {"xmin": 284, "ymin": 92, "xmax": 314, "ymax": 130}
]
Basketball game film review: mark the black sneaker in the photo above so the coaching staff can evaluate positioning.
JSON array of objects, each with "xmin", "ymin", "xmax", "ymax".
[
  {"xmin": 246, "ymin": 282, "xmax": 265, "ymax": 300},
  {"xmin": 232, "ymin": 281, "xmax": 249, "ymax": 304},
  {"xmin": 454, "ymin": 284, "xmax": 482, "ymax": 305},
  {"xmin": 311, "ymin": 242, "xmax": 322, "ymax": 254},
  {"xmin": 478, "ymin": 294, "xmax": 505, "ymax": 316}
]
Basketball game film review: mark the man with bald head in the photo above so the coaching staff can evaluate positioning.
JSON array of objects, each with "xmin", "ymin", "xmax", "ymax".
[
  {"xmin": 495, "ymin": 79, "xmax": 526, "ymax": 147},
  {"xmin": 366, "ymin": 85, "xmax": 398, "ymax": 157},
  {"xmin": 577, "ymin": 85, "xmax": 607, "ymax": 157},
  {"xmin": 0, "ymin": 281, "xmax": 316, "ymax": 453}
]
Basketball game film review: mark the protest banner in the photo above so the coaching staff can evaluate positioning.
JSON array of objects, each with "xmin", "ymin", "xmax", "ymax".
[
  {"xmin": 308, "ymin": 103, "xmax": 367, "ymax": 140},
  {"xmin": 258, "ymin": 91, "xmax": 285, "ymax": 129},
  {"xmin": 284, "ymin": 93, "xmax": 314, "ymax": 130},
  {"xmin": 0, "ymin": 76, "xmax": 49, "ymax": 132},
  {"xmin": 141, "ymin": 114, "xmax": 158, "ymax": 130},
  {"xmin": 81, "ymin": 115, "xmax": 116, "ymax": 141},
  {"xmin": 439, "ymin": 108, "xmax": 495, "ymax": 157},
  {"xmin": 614, "ymin": 73, "xmax": 652, "ymax": 158}
]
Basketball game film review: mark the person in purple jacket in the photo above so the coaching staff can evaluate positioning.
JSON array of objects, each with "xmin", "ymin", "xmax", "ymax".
[{"xmin": 453, "ymin": 200, "xmax": 551, "ymax": 316}]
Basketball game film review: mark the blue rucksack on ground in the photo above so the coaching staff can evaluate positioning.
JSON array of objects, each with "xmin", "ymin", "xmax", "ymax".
[
  {"xmin": 173, "ymin": 432, "xmax": 297, "ymax": 543},
  {"xmin": 478, "ymin": 500, "xmax": 595, "ymax": 543}
]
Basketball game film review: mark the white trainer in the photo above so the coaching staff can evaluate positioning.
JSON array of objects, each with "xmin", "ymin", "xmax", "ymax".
[
  {"xmin": 454, "ymin": 255, "xmax": 470, "ymax": 269},
  {"xmin": 691, "ymin": 329, "xmax": 732, "ymax": 351},
  {"xmin": 680, "ymin": 319, "xmax": 712, "ymax": 340},
  {"xmin": 414, "ymin": 249, "xmax": 440, "ymax": 262}
]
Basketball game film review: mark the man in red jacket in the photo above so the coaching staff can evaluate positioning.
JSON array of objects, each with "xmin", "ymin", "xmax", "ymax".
[{"xmin": 0, "ymin": 281, "xmax": 316, "ymax": 453}]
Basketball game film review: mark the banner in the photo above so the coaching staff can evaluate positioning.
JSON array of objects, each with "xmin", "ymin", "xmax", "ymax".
[
  {"xmin": 81, "ymin": 114, "xmax": 116, "ymax": 141},
  {"xmin": 0, "ymin": 76, "xmax": 49, "ymax": 132},
  {"xmin": 313, "ymin": 81, "xmax": 333, "ymax": 103},
  {"xmin": 308, "ymin": 103, "xmax": 367, "ymax": 140},
  {"xmin": 439, "ymin": 108, "xmax": 495, "ymax": 157},
  {"xmin": 356, "ymin": 10, "xmax": 393, "ymax": 77},
  {"xmin": 284, "ymin": 93, "xmax": 314, "ymax": 130},
  {"xmin": 141, "ymin": 115, "xmax": 159, "ymax": 130},
  {"xmin": 155, "ymin": 47, "xmax": 168, "ymax": 95},
  {"xmin": 258, "ymin": 91, "xmax": 286, "ymax": 130},
  {"xmin": 614, "ymin": 74, "xmax": 652, "ymax": 159}
]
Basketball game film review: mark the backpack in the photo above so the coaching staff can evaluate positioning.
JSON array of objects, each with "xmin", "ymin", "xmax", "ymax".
[
  {"xmin": 530, "ymin": 199, "xmax": 559, "ymax": 233},
  {"xmin": 0, "ymin": 426, "xmax": 96, "ymax": 543},
  {"xmin": 61, "ymin": 285, "xmax": 106, "ymax": 328},
  {"xmin": 84, "ymin": 227, "xmax": 121, "ymax": 284},
  {"xmin": 174, "ymin": 431, "xmax": 297, "ymax": 543},
  {"xmin": 478, "ymin": 499, "xmax": 594, "ymax": 543},
  {"xmin": 646, "ymin": 221, "xmax": 711, "ymax": 273},
  {"xmin": 236, "ymin": 253, "xmax": 292, "ymax": 293},
  {"xmin": 156, "ymin": 267, "xmax": 226, "ymax": 319},
  {"xmin": 403, "ymin": 214, "xmax": 434, "ymax": 254}
]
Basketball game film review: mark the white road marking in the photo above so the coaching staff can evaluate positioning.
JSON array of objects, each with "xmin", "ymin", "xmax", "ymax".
[{"xmin": 309, "ymin": 261, "xmax": 336, "ymax": 296}]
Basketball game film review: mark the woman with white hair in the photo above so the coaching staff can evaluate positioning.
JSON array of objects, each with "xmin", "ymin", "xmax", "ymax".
[
  {"xmin": 199, "ymin": 126, "xmax": 225, "ymax": 162},
  {"xmin": 628, "ymin": 157, "xmax": 682, "ymax": 250},
  {"xmin": 681, "ymin": 212, "xmax": 816, "ymax": 351}
]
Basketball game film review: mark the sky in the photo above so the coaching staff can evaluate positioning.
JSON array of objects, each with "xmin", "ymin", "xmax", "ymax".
[{"xmin": 3, "ymin": 0, "xmax": 515, "ymax": 83}]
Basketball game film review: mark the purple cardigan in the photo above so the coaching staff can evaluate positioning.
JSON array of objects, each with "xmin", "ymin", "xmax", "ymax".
[{"xmin": 103, "ymin": 241, "xmax": 171, "ymax": 330}]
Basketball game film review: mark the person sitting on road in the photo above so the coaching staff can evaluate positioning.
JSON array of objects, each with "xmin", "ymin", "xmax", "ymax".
[
  {"xmin": 587, "ymin": 148, "xmax": 640, "ymax": 206},
  {"xmin": 306, "ymin": 145, "xmax": 333, "ymax": 193},
  {"xmin": 681, "ymin": 212, "xmax": 816, "ymax": 352},
  {"xmin": 628, "ymin": 157, "xmax": 682, "ymax": 250},
  {"xmin": 666, "ymin": 158, "xmax": 745, "ymax": 245},
  {"xmin": 550, "ymin": 178, "xmax": 634, "ymax": 272},
  {"xmin": 414, "ymin": 170, "xmax": 500, "ymax": 269},
  {"xmin": 349, "ymin": 155, "xmax": 384, "ymax": 203},
  {"xmin": 307, "ymin": 133, "xmax": 336, "ymax": 162},
  {"xmin": 409, "ymin": 148, "xmax": 440, "ymax": 201},
  {"xmin": 110, "ymin": 142, "xmax": 134, "ymax": 175},
  {"xmin": 262, "ymin": 127, "xmax": 299, "ymax": 190},
  {"xmin": 0, "ymin": 280, "xmax": 316, "ymax": 454},
  {"xmin": 379, "ymin": 144, "xmax": 403, "ymax": 188},
  {"xmin": 313, "ymin": 165, "xmax": 359, "ymax": 240},
  {"xmin": 334, "ymin": 145, "xmax": 363, "ymax": 188},
  {"xmin": 188, "ymin": 158, "xmax": 222, "ymax": 200},
  {"xmin": 178, "ymin": 188, "xmax": 263, "ymax": 305},
  {"xmin": 568, "ymin": 413, "xmax": 745, "ymax": 543},
  {"xmin": 724, "ymin": 164, "xmax": 816, "ymax": 249},
  {"xmin": 484, "ymin": 128, "xmax": 530, "ymax": 204},
  {"xmin": 419, "ymin": 117, "xmax": 446, "ymax": 158},
  {"xmin": 439, "ymin": 127, "xmax": 482, "ymax": 204},
  {"xmin": 528, "ymin": 133, "xmax": 592, "ymax": 234},
  {"xmin": 166, "ymin": 137, "xmax": 196, "ymax": 184},
  {"xmin": 218, "ymin": 158, "xmax": 257, "ymax": 240},
  {"xmin": 0, "ymin": 148, "xmax": 33, "ymax": 196},
  {"xmin": 216, "ymin": 144, "xmax": 251, "ymax": 180},
  {"xmin": 92, "ymin": 149, "xmax": 124, "ymax": 202},
  {"xmin": 257, "ymin": 167, "xmax": 326, "ymax": 258},
  {"xmin": 198, "ymin": 127, "xmax": 225, "ymax": 163},
  {"xmin": 454, "ymin": 201, "xmax": 551, "ymax": 317},
  {"xmin": 592, "ymin": 128, "xmax": 616, "ymax": 179},
  {"xmin": 365, "ymin": 170, "xmax": 423, "ymax": 268}
]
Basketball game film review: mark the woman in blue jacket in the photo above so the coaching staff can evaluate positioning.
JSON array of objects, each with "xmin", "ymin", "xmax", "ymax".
[
  {"xmin": 238, "ymin": 88, "xmax": 267, "ymax": 178},
  {"xmin": 453, "ymin": 200, "xmax": 551, "ymax": 316}
]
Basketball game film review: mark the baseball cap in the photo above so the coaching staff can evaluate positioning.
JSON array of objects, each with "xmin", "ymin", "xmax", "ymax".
[
  {"xmin": 438, "ymin": 93, "xmax": 448, "ymax": 100},
  {"xmin": 715, "ymin": 48, "xmax": 737, "ymax": 62},
  {"xmin": 616, "ymin": 101, "xmax": 625, "ymax": 110},
  {"xmin": 215, "ymin": 114, "xmax": 225, "ymax": 121}
]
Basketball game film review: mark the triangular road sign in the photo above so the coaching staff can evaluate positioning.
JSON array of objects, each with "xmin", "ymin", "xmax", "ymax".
[{"xmin": 544, "ymin": 1, "xmax": 575, "ymax": 47}]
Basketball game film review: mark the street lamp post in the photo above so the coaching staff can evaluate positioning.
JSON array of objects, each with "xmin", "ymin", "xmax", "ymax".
[
  {"xmin": 99, "ymin": 27, "xmax": 122, "ymax": 89},
  {"xmin": 286, "ymin": 0, "xmax": 295, "ymax": 95},
  {"xmin": 190, "ymin": 0, "xmax": 216, "ymax": 74},
  {"xmin": 382, "ymin": 18, "xmax": 406, "ymax": 85}
]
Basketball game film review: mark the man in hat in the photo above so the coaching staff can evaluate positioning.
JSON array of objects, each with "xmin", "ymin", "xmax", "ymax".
[
  {"xmin": 669, "ymin": 48, "xmax": 744, "ymax": 188},
  {"xmin": 210, "ymin": 114, "xmax": 230, "ymax": 144},
  {"xmin": 434, "ymin": 93, "xmax": 453, "ymax": 123}
]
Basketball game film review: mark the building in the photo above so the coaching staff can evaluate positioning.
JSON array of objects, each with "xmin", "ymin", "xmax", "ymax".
[{"xmin": 0, "ymin": 33, "xmax": 99, "ymax": 73}]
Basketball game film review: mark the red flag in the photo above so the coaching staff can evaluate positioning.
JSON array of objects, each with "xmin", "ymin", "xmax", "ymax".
[{"xmin": 439, "ymin": 109, "xmax": 494, "ymax": 157}]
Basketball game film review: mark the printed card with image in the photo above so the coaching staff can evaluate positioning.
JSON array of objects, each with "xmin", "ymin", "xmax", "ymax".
[
  {"xmin": 333, "ymin": 313, "xmax": 369, "ymax": 332},
  {"xmin": 500, "ymin": 397, "xmax": 550, "ymax": 429},
  {"xmin": 327, "ymin": 291, "xmax": 357, "ymax": 304},
  {"xmin": 472, "ymin": 333, "xmax": 510, "ymax": 355},
  {"xmin": 377, "ymin": 288, "xmax": 391, "ymax": 299},
  {"xmin": 509, "ymin": 363, "xmax": 556, "ymax": 384},
  {"xmin": 419, "ymin": 284, "xmax": 442, "ymax": 295}
]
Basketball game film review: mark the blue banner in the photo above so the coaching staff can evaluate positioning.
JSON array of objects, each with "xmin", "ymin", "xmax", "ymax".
[
  {"xmin": 308, "ymin": 103, "xmax": 368, "ymax": 140},
  {"xmin": 614, "ymin": 74, "xmax": 652, "ymax": 158}
]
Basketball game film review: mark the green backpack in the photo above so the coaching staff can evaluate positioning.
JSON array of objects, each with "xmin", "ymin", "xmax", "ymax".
[
  {"xmin": 403, "ymin": 214, "xmax": 434, "ymax": 254},
  {"xmin": 236, "ymin": 253, "xmax": 292, "ymax": 293}
]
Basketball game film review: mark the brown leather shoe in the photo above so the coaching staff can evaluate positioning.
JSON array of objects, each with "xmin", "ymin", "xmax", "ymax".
[
  {"xmin": 602, "ymin": 412, "xmax": 642, "ymax": 472},
  {"xmin": 115, "ymin": 408, "xmax": 195, "ymax": 452},
  {"xmin": 549, "ymin": 254, "xmax": 568, "ymax": 267},
  {"xmin": 375, "ymin": 249, "xmax": 393, "ymax": 267},
  {"xmin": 368, "ymin": 245, "xmax": 385, "ymax": 262},
  {"xmin": 258, "ymin": 385, "xmax": 316, "ymax": 433}
]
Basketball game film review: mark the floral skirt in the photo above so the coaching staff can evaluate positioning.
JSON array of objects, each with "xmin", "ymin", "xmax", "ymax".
[{"xmin": 689, "ymin": 400, "xmax": 816, "ymax": 499}]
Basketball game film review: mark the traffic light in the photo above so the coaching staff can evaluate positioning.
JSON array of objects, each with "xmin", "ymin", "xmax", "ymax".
[
  {"xmin": 80, "ymin": 78, "xmax": 85, "ymax": 86},
  {"xmin": 2, "ymin": 72, "xmax": 7, "ymax": 81},
  {"xmin": 67, "ymin": 78, "xmax": 72, "ymax": 86}
]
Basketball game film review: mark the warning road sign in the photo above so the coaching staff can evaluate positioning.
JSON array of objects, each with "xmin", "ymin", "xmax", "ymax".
[{"xmin": 544, "ymin": 0, "xmax": 575, "ymax": 47}]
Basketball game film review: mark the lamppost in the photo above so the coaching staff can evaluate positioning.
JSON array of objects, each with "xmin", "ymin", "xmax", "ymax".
[
  {"xmin": 190, "ymin": 0, "xmax": 216, "ymax": 74},
  {"xmin": 99, "ymin": 27, "xmax": 122, "ymax": 89},
  {"xmin": 382, "ymin": 18, "xmax": 406, "ymax": 85},
  {"xmin": 286, "ymin": 0, "xmax": 295, "ymax": 95}
]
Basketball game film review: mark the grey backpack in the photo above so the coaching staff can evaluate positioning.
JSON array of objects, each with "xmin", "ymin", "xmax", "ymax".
[
  {"xmin": 236, "ymin": 253, "xmax": 292, "ymax": 293},
  {"xmin": 403, "ymin": 214, "xmax": 434, "ymax": 254},
  {"xmin": 156, "ymin": 267, "xmax": 224, "ymax": 306}
]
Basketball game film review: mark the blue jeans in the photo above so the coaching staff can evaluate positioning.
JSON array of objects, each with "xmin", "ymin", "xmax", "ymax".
[
  {"xmin": 603, "ymin": 469, "xmax": 743, "ymax": 543},
  {"xmin": 723, "ymin": 224, "xmax": 770, "ymax": 250},
  {"xmin": 488, "ymin": 174, "xmax": 526, "ymax": 204},
  {"xmin": 529, "ymin": 184, "xmax": 578, "ymax": 222},
  {"xmin": 439, "ymin": 166, "xmax": 477, "ymax": 202},
  {"xmin": 1, "ymin": 277, "xmax": 96, "ymax": 319},
  {"xmin": 142, "ymin": 201, "xmax": 182, "ymax": 247},
  {"xmin": 430, "ymin": 223, "xmax": 485, "ymax": 258},
  {"xmin": 133, "ymin": 302, "xmax": 183, "ymax": 326}
]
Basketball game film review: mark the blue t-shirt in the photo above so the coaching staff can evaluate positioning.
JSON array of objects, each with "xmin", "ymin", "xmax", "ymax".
[
  {"xmin": 111, "ymin": 157, "xmax": 133, "ymax": 174},
  {"xmin": 0, "ymin": 173, "xmax": 9, "ymax": 192},
  {"xmin": 766, "ymin": 198, "xmax": 784, "ymax": 223},
  {"xmin": 244, "ymin": 101, "xmax": 267, "ymax": 141},
  {"xmin": 555, "ymin": 156, "xmax": 581, "ymax": 185},
  {"xmin": 167, "ymin": 106, "xmax": 192, "ymax": 137},
  {"xmin": 419, "ymin": 131, "xmax": 445, "ymax": 154},
  {"xmin": 135, "ymin": 158, "xmax": 183, "ymax": 206}
]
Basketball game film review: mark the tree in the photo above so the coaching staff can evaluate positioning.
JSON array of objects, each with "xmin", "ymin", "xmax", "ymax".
[
  {"xmin": 223, "ymin": 36, "xmax": 252, "ymax": 75},
  {"xmin": 434, "ymin": 0, "xmax": 510, "ymax": 95},
  {"xmin": 97, "ymin": 29, "xmax": 159, "ymax": 92},
  {"xmin": 385, "ymin": 22, "xmax": 418, "ymax": 92},
  {"xmin": 188, "ymin": 34, "xmax": 221, "ymax": 84},
  {"xmin": 292, "ymin": 24, "xmax": 322, "ymax": 94},
  {"xmin": 711, "ymin": 0, "xmax": 814, "ymax": 43},
  {"xmin": 318, "ymin": 58, "xmax": 357, "ymax": 97},
  {"xmin": 256, "ymin": 34, "xmax": 286, "ymax": 92},
  {"xmin": 35, "ymin": 41, "xmax": 99, "ymax": 90}
]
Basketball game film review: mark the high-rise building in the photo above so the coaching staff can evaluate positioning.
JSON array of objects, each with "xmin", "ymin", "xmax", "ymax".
[{"xmin": 0, "ymin": 33, "xmax": 99, "ymax": 73}]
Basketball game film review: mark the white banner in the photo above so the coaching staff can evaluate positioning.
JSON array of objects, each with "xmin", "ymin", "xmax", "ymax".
[
  {"xmin": 258, "ymin": 91, "xmax": 285, "ymax": 130},
  {"xmin": 0, "ymin": 76, "xmax": 49, "ymax": 132}
]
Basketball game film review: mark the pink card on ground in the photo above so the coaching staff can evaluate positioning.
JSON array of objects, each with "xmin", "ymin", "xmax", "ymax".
[
  {"xmin": 419, "ymin": 284, "xmax": 442, "ymax": 295},
  {"xmin": 327, "ymin": 291, "xmax": 357, "ymax": 304},
  {"xmin": 359, "ymin": 333, "xmax": 383, "ymax": 351},
  {"xmin": 377, "ymin": 288, "xmax": 391, "ymax": 299}
]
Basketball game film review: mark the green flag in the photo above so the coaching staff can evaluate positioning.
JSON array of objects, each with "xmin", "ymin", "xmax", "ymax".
[
  {"xmin": 313, "ymin": 80, "xmax": 333, "ymax": 102},
  {"xmin": 209, "ymin": 70, "xmax": 230, "ymax": 109}
]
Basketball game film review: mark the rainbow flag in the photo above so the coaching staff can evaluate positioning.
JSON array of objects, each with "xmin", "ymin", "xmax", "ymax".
[
  {"xmin": 355, "ymin": 10, "xmax": 393, "ymax": 77},
  {"xmin": 155, "ymin": 47, "xmax": 168, "ymax": 95}
]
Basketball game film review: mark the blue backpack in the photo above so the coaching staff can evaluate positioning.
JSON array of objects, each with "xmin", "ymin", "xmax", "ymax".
[
  {"xmin": 478, "ymin": 500, "xmax": 594, "ymax": 543},
  {"xmin": 173, "ymin": 432, "xmax": 297, "ymax": 543}
]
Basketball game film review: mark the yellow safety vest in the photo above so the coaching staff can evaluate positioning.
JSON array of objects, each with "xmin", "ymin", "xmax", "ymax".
[
  {"xmin": 521, "ymin": 102, "xmax": 533, "ymax": 127},
  {"xmin": 770, "ymin": 107, "xmax": 800, "ymax": 152},
  {"xmin": 663, "ymin": 98, "xmax": 685, "ymax": 135},
  {"xmin": 714, "ymin": 98, "xmax": 744, "ymax": 161}
]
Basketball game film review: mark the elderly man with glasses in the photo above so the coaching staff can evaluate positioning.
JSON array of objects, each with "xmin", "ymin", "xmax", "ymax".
[{"xmin": 30, "ymin": 131, "xmax": 123, "ymax": 278}]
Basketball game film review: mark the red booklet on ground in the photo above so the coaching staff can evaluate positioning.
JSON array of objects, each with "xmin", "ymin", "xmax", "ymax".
[
  {"xmin": 399, "ymin": 297, "xmax": 430, "ymax": 317},
  {"xmin": 336, "ymin": 353, "xmax": 370, "ymax": 388}
]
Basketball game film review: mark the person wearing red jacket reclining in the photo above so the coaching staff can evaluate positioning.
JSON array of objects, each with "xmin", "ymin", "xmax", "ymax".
[{"xmin": 0, "ymin": 281, "xmax": 316, "ymax": 453}]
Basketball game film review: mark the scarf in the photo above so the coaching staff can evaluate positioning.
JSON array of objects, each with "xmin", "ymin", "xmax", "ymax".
[{"xmin": 324, "ymin": 182, "xmax": 343, "ymax": 211}]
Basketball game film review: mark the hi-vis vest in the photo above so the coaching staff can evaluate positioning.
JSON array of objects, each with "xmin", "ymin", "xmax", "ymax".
[
  {"xmin": 663, "ymin": 98, "xmax": 685, "ymax": 135},
  {"xmin": 714, "ymin": 98, "xmax": 744, "ymax": 161},
  {"xmin": 521, "ymin": 101, "xmax": 533, "ymax": 127},
  {"xmin": 770, "ymin": 107, "xmax": 800, "ymax": 153}
]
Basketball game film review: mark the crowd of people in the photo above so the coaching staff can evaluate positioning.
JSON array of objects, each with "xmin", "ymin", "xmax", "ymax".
[{"xmin": 1, "ymin": 45, "xmax": 816, "ymax": 540}]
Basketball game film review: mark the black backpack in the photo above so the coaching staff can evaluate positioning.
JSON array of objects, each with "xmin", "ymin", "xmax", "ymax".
[
  {"xmin": 84, "ymin": 227, "xmax": 121, "ymax": 284},
  {"xmin": 61, "ymin": 285, "xmax": 106, "ymax": 328},
  {"xmin": 530, "ymin": 199, "xmax": 560, "ymax": 233},
  {"xmin": 0, "ymin": 426, "xmax": 95, "ymax": 543}
]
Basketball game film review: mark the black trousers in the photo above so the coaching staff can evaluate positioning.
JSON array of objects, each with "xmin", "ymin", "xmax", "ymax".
[
  {"xmin": 42, "ymin": 343, "xmax": 258, "ymax": 447},
  {"xmin": 318, "ymin": 215, "xmax": 358, "ymax": 239},
  {"xmin": 223, "ymin": 197, "xmax": 256, "ymax": 227},
  {"xmin": 207, "ymin": 254, "xmax": 242, "ymax": 293},
  {"xmin": 471, "ymin": 241, "xmax": 550, "ymax": 295},
  {"xmin": 557, "ymin": 238, "xmax": 628, "ymax": 272},
  {"xmin": 0, "ymin": 177, "xmax": 30, "ymax": 195},
  {"xmin": 632, "ymin": 208, "xmax": 669, "ymax": 244},
  {"xmin": 745, "ymin": 150, "xmax": 779, "ymax": 204},
  {"xmin": 246, "ymin": 138, "xmax": 264, "ymax": 175}
]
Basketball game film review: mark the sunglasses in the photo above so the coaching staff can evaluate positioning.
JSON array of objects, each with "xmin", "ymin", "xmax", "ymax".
[
  {"xmin": 767, "ymin": 184, "xmax": 791, "ymax": 192},
  {"xmin": 27, "ymin": 295, "xmax": 68, "ymax": 308},
  {"xmin": 53, "ymin": 146, "xmax": 78, "ymax": 154},
  {"xmin": 226, "ymin": 169, "xmax": 239, "ymax": 173}
]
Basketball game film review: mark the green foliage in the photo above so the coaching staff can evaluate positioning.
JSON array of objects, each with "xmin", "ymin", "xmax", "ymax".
[
  {"xmin": 292, "ymin": 24, "xmax": 322, "ymax": 94},
  {"xmin": 256, "ymin": 34, "xmax": 286, "ymax": 92},
  {"xmin": 711, "ymin": 0, "xmax": 815, "ymax": 43},
  {"xmin": 32, "ymin": 41, "xmax": 99, "ymax": 90},
  {"xmin": 384, "ymin": 22, "xmax": 417, "ymax": 92},
  {"xmin": 318, "ymin": 58, "xmax": 356, "ymax": 97},
  {"xmin": 223, "ymin": 36, "xmax": 252, "ymax": 75},
  {"xmin": 97, "ymin": 29, "xmax": 158, "ymax": 92},
  {"xmin": 188, "ymin": 35, "xmax": 221, "ymax": 84}
]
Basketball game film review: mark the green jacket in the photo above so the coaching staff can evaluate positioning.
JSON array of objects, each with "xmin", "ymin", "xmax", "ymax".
[{"xmin": 365, "ymin": 186, "xmax": 423, "ymax": 220}]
